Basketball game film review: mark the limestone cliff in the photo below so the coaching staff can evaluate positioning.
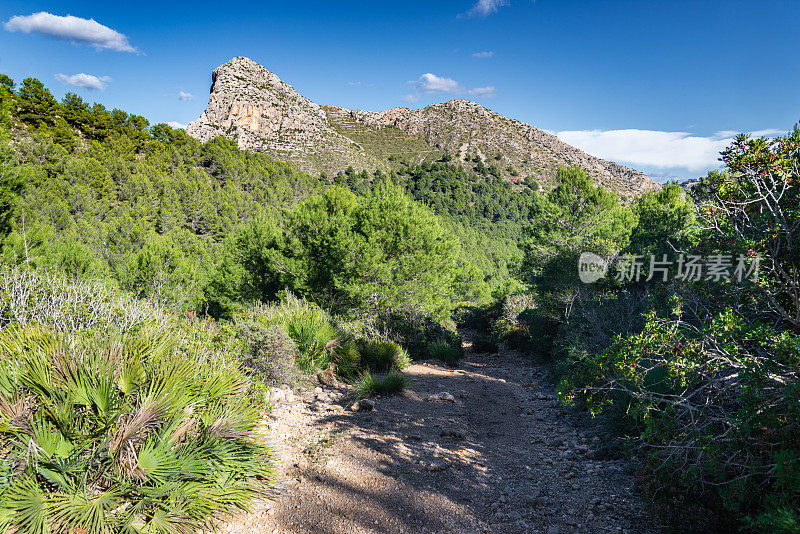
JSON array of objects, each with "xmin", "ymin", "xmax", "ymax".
[{"xmin": 188, "ymin": 57, "xmax": 657, "ymax": 195}]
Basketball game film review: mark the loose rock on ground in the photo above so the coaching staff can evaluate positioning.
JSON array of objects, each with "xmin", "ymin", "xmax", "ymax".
[{"xmin": 220, "ymin": 332, "xmax": 660, "ymax": 533}]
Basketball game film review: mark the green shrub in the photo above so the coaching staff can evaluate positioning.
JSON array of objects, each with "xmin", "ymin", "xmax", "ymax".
[
  {"xmin": 520, "ymin": 166, "xmax": 634, "ymax": 319},
  {"xmin": 356, "ymin": 339, "xmax": 411, "ymax": 371},
  {"xmin": 237, "ymin": 323, "xmax": 301, "ymax": 386},
  {"xmin": 517, "ymin": 309, "xmax": 559, "ymax": 357},
  {"xmin": 486, "ymin": 294, "xmax": 561, "ymax": 356},
  {"xmin": 283, "ymin": 308, "xmax": 339, "ymax": 371},
  {"xmin": 560, "ymin": 307, "xmax": 800, "ymax": 531},
  {"xmin": 236, "ymin": 295, "xmax": 340, "ymax": 373},
  {"xmin": 123, "ymin": 233, "xmax": 203, "ymax": 309},
  {"xmin": 492, "ymin": 293, "xmax": 536, "ymax": 340},
  {"xmin": 355, "ymin": 370, "xmax": 409, "ymax": 398},
  {"xmin": 454, "ymin": 301, "xmax": 500, "ymax": 333},
  {"xmin": 471, "ymin": 332, "xmax": 498, "ymax": 354},
  {"xmin": 330, "ymin": 339, "xmax": 361, "ymax": 379},
  {"xmin": 211, "ymin": 180, "xmax": 468, "ymax": 320},
  {"xmin": 428, "ymin": 339, "xmax": 463, "ymax": 365},
  {"xmin": 0, "ymin": 325, "xmax": 272, "ymax": 533},
  {"xmin": 371, "ymin": 308, "xmax": 457, "ymax": 359}
]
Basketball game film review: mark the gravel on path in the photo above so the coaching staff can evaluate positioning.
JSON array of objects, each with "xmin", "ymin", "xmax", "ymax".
[{"xmin": 219, "ymin": 333, "xmax": 660, "ymax": 534}]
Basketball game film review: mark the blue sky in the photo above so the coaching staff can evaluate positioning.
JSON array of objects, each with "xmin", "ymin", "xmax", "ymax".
[{"xmin": 1, "ymin": 0, "xmax": 798, "ymax": 181}]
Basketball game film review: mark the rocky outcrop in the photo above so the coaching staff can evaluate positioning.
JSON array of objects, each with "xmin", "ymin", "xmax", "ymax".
[
  {"xmin": 187, "ymin": 57, "xmax": 385, "ymax": 174},
  {"xmin": 188, "ymin": 57, "xmax": 658, "ymax": 195},
  {"xmin": 188, "ymin": 56, "xmax": 330, "ymax": 150},
  {"xmin": 348, "ymin": 100, "xmax": 657, "ymax": 195}
]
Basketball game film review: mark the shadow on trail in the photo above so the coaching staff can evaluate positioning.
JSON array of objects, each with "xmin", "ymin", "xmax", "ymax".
[
  {"xmin": 267, "ymin": 331, "xmax": 656, "ymax": 534},
  {"xmin": 294, "ymin": 351, "xmax": 548, "ymax": 533}
]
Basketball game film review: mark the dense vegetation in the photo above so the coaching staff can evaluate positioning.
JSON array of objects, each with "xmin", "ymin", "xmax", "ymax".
[
  {"xmin": 0, "ymin": 78, "xmax": 324, "ymax": 309},
  {"xmin": 0, "ymin": 325, "xmax": 272, "ymax": 532},
  {"xmin": 0, "ymin": 75, "xmax": 479, "ymax": 531},
  {"xmin": 329, "ymin": 161, "xmax": 530, "ymax": 296},
  {"xmin": 0, "ymin": 76, "xmax": 531, "ymax": 312},
  {"xmin": 476, "ymin": 128, "xmax": 800, "ymax": 531},
  {"xmin": 1, "ymin": 73, "xmax": 798, "ymax": 532},
  {"xmin": 206, "ymin": 180, "xmax": 472, "ymax": 322},
  {"xmin": 0, "ymin": 262, "xmax": 275, "ymax": 532}
]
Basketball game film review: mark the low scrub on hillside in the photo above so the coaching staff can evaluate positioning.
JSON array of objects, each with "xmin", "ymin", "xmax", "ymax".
[
  {"xmin": 235, "ymin": 294, "xmax": 416, "ymax": 380},
  {"xmin": 356, "ymin": 339, "xmax": 411, "ymax": 372},
  {"xmin": 428, "ymin": 339, "xmax": 464, "ymax": 365},
  {"xmin": 0, "ymin": 326, "xmax": 272, "ymax": 533},
  {"xmin": 0, "ymin": 265, "xmax": 170, "ymax": 332},
  {"xmin": 237, "ymin": 322, "xmax": 302, "ymax": 386},
  {"xmin": 235, "ymin": 295, "xmax": 349, "ymax": 374}
]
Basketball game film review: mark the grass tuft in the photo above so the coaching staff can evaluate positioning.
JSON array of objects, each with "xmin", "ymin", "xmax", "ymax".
[
  {"xmin": 355, "ymin": 370, "xmax": 409, "ymax": 398},
  {"xmin": 357, "ymin": 339, "xmax": 411, "ymax": 371},
  {"xmin": 428, "ymin": 339, "xmax": 463, "ymax": 365}
]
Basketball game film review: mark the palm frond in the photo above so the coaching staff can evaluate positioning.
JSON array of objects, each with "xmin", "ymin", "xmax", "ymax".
[
  {"xmin": 0, "ymin": 393, "xmax": 33, "ymax": 436},
  {"xmin": 0, "ymin": 477, "xmax": 50, "ymax": 534},
  {"xmin": 50, "ymin": 488, "xmax": 125, "ymax": 534},
  {"xmin": 203, "ymin": 405, "xmax": 257, "ymax": 441},
  {"xmin": 0, "ymin": 325, "xmax": 274, "ymax": 533}
]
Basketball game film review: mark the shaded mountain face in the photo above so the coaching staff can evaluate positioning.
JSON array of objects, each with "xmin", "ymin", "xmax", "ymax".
[{"xmin": 188, "ymin": 57, "xmax": 657, "ymax": 195}]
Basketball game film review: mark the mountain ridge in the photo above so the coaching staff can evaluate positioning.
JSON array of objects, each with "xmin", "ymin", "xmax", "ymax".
[{"xmin": 188, "ymin": 57, "xmax": 658, "ymax": 195}]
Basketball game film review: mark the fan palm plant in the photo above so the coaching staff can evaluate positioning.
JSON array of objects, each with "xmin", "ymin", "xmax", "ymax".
[
  {"xmin": 283, "ymin": 308, "xmax": 339, "ymax": 371},
  {"xmin": 238, "ymin": 296, "xmax": 342, "ymax": 373},
  {"xmin": 0, "ymin": 325, "xmax": 272, "ymax": 533}
]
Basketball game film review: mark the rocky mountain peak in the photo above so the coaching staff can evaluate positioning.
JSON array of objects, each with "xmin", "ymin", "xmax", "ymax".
[
  {"xmin": 188, "ymin": 56, "xmax": 331, "ymax": 149},
  {"xmin": 188, "ymin": 57, "xmax": 658, "ymax": 196}
]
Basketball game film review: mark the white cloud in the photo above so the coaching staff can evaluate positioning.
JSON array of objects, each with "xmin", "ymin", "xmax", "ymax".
[
  {"xmin": 404, "ymin": 73, "xmax": 496, "ymax": 103},
  {"xmin": 414, "ymin": 73, "xmax": 461, "ymax": 93},
  {"xmin": 347, "ymin": 81, "xmax": 375, "ymax": 88},
  {"xmin": 712, "ymin": 130, "xmax": 739, "ymax": 139},
  {"xmin": 54, "ymin": 72, "xmax": 111, "ymax": 90},
  {"xmin": 750, "ymin": 128, "xmax": 783, "ymax": 137},
  {"xmin": 4, "ymin": 12, "xmax": 137, "ymax": 52},
  {"xmin": 467, "ymin": 0, "xmax": 509, "ymax": 17},
  {"xmin": 556, "ymin": 128, "xmax": 784, "ymax": 174},
  {"xmin": 472, "ymin": 51, "xmax": 494, "ymax": 58},
  {"xmin": 167, "ymin": 121, "xmax": 186, "ymax": 130},
  {"xmin": 178, "ymin": 91, "xmax": 193, "ymax": 101},
  {"xmin": 468, "ymin": 86, "xmax": 496, "ymax": 98}
]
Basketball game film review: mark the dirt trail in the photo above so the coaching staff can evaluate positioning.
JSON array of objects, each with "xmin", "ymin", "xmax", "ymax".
[{"xmin": 220, "ymin": 333, "xmax": 659, "ymax": 534}]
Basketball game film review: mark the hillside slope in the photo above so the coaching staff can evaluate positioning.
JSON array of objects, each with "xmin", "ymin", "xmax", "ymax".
[{"xmin": 188, "ymin": 57, "xmax": 658, "ymax": 196}]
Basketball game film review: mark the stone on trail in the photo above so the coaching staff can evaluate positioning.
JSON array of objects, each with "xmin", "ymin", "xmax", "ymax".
[
  {"xmin": 267, "ymin": 388, "xmax": 285, "ymax": 403},
  {"xmin": 427, "ymin": 392, "xmax": 456, "ymax": 402},
  {"xmin": 426, "ymin": 462, "xmax": 447, "ymax": 472},
  {"xmin": 357, "ymin": 398, "xmax": 375, "ymax": 411},
  {"xmin": 316, "ymin": 366, "xmax": 339, "ymax": 387}
]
